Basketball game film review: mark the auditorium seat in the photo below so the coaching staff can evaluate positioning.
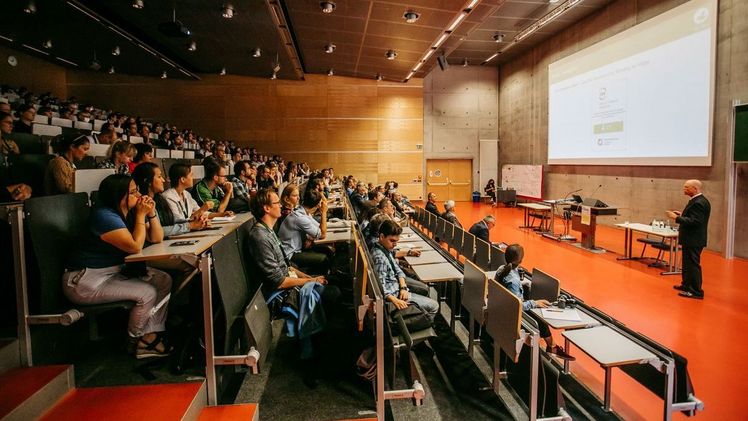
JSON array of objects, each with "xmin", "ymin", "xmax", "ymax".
[
  {"xmin": 8, "ymin": 154, "xmax": 54, "ymax": 194},
  {"xmin": 6, "ymin": 133, "xmax": 45, "ymax": 154},
  {"xmin": 50, "ymin": 117, "xmax": 73, "ymax": 128},
  {"xmin": 32, "ymin": 124, "xmax": 62, "ymax": 137}
]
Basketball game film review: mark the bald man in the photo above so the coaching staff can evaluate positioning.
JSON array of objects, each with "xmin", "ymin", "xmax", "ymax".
[{"xmin": 666, "ymin": 180, "xmax": 710, "ymax": 299}]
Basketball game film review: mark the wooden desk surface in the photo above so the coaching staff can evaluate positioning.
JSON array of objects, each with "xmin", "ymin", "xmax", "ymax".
[
  {"xmin": 404, "ymin": 250, "xmax": 448, "ymax": 266},
  {"xmin": 396, "ymin": 240, "xmax": 432, "ymax": 251},
  {"xmin": 167, "ymin": 224, "xmax": 239, "ymax": 239},
  {"xmin": 411, "ymin": 262, "xmax": 463, "ymax": 283},
  {"xmin": 125, "ymin": 237, "xmax": 219, "ymax": 263},
  {"xmin": 530, "ymin": 307, "xmax": 601, "ymax": 330},
  {"xmin": 316, "ymin": 228, "xmax": 352, "ymax": 244},
  {"xmin": 398, "ymin": 233, "xmax": 422, "ymax": 242},
  {"xmin": 210, "ymin": 212, "xmax": 253, "ymax": 225},
  {"xmin": 518, "ymin": 203, "xmax": 551, "ymax": 211},
  {"xmin": 614, "ymin": 222, "xmax": 679, "ymax": 238},
  {"xmin": 562, "ymin": 326, "xmax": 657, "ymax": 367}
]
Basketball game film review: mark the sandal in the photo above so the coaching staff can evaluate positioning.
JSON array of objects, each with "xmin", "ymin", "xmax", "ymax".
[{"xmin": 136, "ymin": 333, "xmax": 172, "ymax": 359}]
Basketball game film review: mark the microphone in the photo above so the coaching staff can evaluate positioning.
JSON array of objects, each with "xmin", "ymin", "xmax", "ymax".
[
  {"xmin": 589, "ymin": 184, "xmax": 603, "ymax": 199},
  {"xmin": 563, "ymin": 188, "xmax": 583, "ymax": 201}
]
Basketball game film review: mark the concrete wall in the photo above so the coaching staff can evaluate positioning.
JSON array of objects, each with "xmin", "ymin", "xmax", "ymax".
[
  {"xmin": 0, "ymin": 45, "xmax": 67, "ymax": 99},
  {"xmin": 497, "ymin": 0, "xmax": 748, "ymax": 254},
  {"xmin": 424, "ymin": 66, "xmax": 499, "ymax": 195}
]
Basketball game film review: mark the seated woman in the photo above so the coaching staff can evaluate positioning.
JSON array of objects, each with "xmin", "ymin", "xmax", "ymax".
[
  {"xmin": 279, "ymin": 184, "xmax": 300, "ymax": 223},
  {"xmin": 63, "ymin": 174, "xmax": 172, "ymax": 359},
  {"xmin": 494, "ymin": 244, "xmax": 575, "ymax": 360},
  {"xmin": 98, "ymin": 140, "xmax": 135, "ymax": 175},
  {"xmin": 44, "ymin": 133, "xmax": 90, "ymax": 195},
  {"xmin": 130, "ymin": 143, "xmax": 154, "ymax": 173},
  {"xmin": 158, "ymin": 163, "xmax": 211, "ymax": 236},
  {"xmin": 485, "ymin": 179, "xmax": 497, "ymax": 205},
  {"xmin": 0, "ymin": 111, "xmax": 20, "ymax": 157}
]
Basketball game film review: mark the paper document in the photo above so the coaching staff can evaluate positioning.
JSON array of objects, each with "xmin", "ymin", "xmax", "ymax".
[
  {"xmin": 541, "ymin": 308, "xmax": 582, "ymax": 322},
  {"xmin": 211, "ymin": 216, "xmax": 236, "ymax": 222}
]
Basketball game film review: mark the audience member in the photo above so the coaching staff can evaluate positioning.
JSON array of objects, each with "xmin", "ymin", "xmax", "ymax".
[
  {"xmin": 278, "ymin": 189, "xmax": 329, "ymax": 275},
  {"xmin": 469, "ymin": 215, "xmax": 495, "ymax": 243},
  {"xmin": 63, "ymin": 174, "xmax": 172, "ymax": 359},
  {"xmin": 130, "ymin": 143, "xmax": 154, "ymax": 173},
  {"xmin": 227, "ymin": 160, "xmax": 253, "ymax": 212},
  {"xmin": 44, "ymin": 133, "xmax": 90, "ymax": 195},
  {"xmin": 425, "ymin": 192, "xmax": 439, "ymax": 215},
  {"xmin": 159, "ymin": 163, "xmax": 210, "ymax": 236},
  {"xmin": 0, "ymin": 111, "xmax": 19, "ymax": 156},
  {"xmin": 98, "ymin": 140, "xmax": 135, "ymax": 174},
  {"xmin": 13, "ymin": 104, "xmax": 35, "ymax": 133},
  {"xmin": 193, "ymin": 159, "xmax": 234, "ymax": 215},
  {"xmin": 441, "ymin": 200, "xmax": 462, "ymax": 227}
]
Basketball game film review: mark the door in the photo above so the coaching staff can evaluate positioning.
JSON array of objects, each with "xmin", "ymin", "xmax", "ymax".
[{"xmin": 426, "ymin": 159, "xmax": 473, "ymax": 202}]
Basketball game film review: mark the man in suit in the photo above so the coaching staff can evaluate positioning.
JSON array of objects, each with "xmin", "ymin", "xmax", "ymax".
[
  {"xmin": 425, "ymin": 192, "xmax": 439, "ymax": 215},
  {"xmin": 666, "ymin": 179, "xmax": 710, "ymax": 299},
  {"xmin": 469, "ymin": 215, "xmax": 496, "ymax": 243},
  {"xmin": 441, "ymin": 200, "xmax": 462, "ymax": 228}
]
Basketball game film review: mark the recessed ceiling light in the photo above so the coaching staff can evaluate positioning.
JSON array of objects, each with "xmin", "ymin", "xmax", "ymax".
[
  {"xmin": 403, "ymin": 10, "xmax": 420, "ymax": 23},
  {"xmin": 376, "ymin": 74, "xmax": 383, "ymax": 81},
  {"xmin": 462, "ymin": 58, "xmax": 468, "ymax": 67},
  {"xmin": 219, "ymin": 67, "xmax": 226, "ymax": 75},
  {"xmin": 161, "ymin": 70, "xmax": 167, "ymax": 79},
  {"xmin": 221, "ymin": 5, "xmax": 235, "ymax": 18},
  {"xmin": 251, "ymin": 48, "xmax": 261, "ymax": 58},
  {"xmin": 188, "ymin": 41, "xmax": 197, "ymax": 52},
  {"xmin": 492, "ymin": 33, "xmax": 505, "ymax": 43},
  {"xmin": 23, "ymin": 1, "xmax": 36, "ymax": 14},
  {"xmin": 327, "ymin": 68, "xmax": 334, "ymax": 76},
  {"xmin": 385, "ymin": 50, "xmax": 397, "ymax": 60},
  {"xmin": 42, "ymin": 39, "xmax": 53, "ymax": 49},
  {"xmin": 108, "ymin": 66, "xmax": 115, "ymax": 74},
  {"xmin": 324, "ymin": 43, "xmax": 336, "ymax": 54},
  {"xmin": 111, "ymin": 46, "xmax": 120, "ymax": 56},
  {"xmin": 132, "ymin": 0, "xmax": 144, "ymax": 9},
  {"xmin": 320, "ymin": 1, "xmax": 335, "ymax": 14}
]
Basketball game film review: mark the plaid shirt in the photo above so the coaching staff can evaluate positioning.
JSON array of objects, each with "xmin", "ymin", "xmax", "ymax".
[
  {"xmin": 228, "ymin": 175, "xmax": 250, "ymax": 200},
  {"xmin": 97, "ymin": 159, "xmax": 129, "ymax": 175},
  {"xmin": 370, "ymin": 243, "xmax": 406, "ymax": 298}
]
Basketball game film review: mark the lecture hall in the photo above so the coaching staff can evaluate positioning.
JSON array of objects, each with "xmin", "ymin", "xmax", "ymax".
[{"xmin": 1, "ymin": 0, "xmax": 746, "ymax": 420}]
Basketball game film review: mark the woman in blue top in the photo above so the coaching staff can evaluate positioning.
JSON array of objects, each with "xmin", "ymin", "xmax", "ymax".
[
  {"xmin": 63, "ymin": 174, "xmax": 172, "ymax": 359},
  {"xmin": 495, "ymin": 244, "xmax": 575, "ymax": 361}
]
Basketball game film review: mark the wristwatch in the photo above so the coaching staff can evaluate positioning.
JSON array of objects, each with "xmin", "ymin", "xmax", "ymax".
[{"xmin": 399, "ymin": 286, "xmax": 409, "ymax": 291}]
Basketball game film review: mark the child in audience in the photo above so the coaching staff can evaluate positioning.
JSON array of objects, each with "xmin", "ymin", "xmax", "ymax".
[
  {"xmin": 44, "ymin": 133, "xmax": 90, "ymax": 195},
  {"xmin": 63, "ymin": 174, "xmax": 172, "ymax": 359},
  {"xmin": 495, "ymin": 244, "xmax": 575, "ymax": 360}
]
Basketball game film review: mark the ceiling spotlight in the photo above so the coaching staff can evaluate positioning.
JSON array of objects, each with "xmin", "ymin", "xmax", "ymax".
[
  {"xmin": 375, "ymin": 74, "xmax": 383, "ymax": 81},
  {"xmin": 111, "ymin": 46, "xmax": 120, "ymax": 56},
  {"xmin": 492, "ymin": 33, "xmax": 505, "ymax": 43},
  {"xmin": 324, "ymin": 43, "xmax": 336, "ymax": 54},
  {"xmin": 219, "ymin": 67, "xmax": 227, "ymax": 75},
  {"xmin": 221, "ymin": 5, "xmax": 235, "ymax": 18},
  {"xmin": 403, "ymin": 10, "xmax": 420, "ymax": 23},
  {"xmin": 23, "ymin": 1, "xmax": 36, "ymax": 14},
  {"xmin": 270, "ymin": 72, "xmax": 277, "ymax": 80},
  {"xmin": 42, "ymin": 39, "xmax": 53, "ymax": 49},
  {"xmin": 327, "ymin": 68, "xmax": 334, "ymax": 76},
  {"xmin": 132, "ymin": 0, "xmax": 144, "ymax": 9},
  {"xmin": 385, "ymin": 50, "xmax": 397, "ymax": 60},
  {"xmin": 108, "ymin": 66, "xmax": 115, "ymax": 74},
  {"xmin": 161, "ymin": 71, "xmax": 167, "ymax": 79},
  {"xmin": 251, "ymin": 48, "xmax": 261, "ymax": 58},
  {"xmin": 188, "ymin": 41, "xmax": 197, "ymax": 52},
  {"xmin": 462, "ymin": 58, "xmax": 468, "ymax": 67},
  {"xmin": 320, "ymin": 1, "xmax": 336, "ymax": 14}
]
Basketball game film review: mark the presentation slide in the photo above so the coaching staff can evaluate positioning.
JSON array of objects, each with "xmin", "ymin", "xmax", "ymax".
[{"xmin": 548, "ymin": 0, "xmax": 716, "ymax": 166}]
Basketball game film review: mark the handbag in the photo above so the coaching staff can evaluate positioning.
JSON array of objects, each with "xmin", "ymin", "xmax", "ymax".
[{"xmin": 388, "ymin": 302, "xmax": 432, "ymax": 334}]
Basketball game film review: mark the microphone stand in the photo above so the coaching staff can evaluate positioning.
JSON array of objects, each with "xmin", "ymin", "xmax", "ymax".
[{"xmin": 559, "ymin": 188, "xmax": 582, "ymax": 241}]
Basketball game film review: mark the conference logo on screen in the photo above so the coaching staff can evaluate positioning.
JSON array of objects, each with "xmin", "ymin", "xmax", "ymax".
[{"xmin": 693, "ymin": 8, "xmax": 709, "ymax": 25}]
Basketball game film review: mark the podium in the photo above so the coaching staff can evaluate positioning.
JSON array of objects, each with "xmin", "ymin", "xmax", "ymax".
[{"xmin": 568, "ymin": 204, "xmax": 618, "ymax": 252}]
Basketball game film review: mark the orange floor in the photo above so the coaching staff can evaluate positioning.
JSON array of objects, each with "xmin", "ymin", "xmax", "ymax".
[{"xmin": 447, "ymin": 201, "xmax": 747, "ymax": 421}]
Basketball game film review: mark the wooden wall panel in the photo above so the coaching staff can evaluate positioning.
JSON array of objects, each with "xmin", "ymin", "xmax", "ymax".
[{"xmin": 65, "ymin": 72, "xmax": 423, "ymax": 187}]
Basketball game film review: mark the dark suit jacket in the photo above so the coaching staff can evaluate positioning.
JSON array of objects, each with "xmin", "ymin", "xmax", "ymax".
[
  {"xmin": 426, "ymin": 201, "xmax": 439, "ymax": 215},
  {"xmin": 469, "ymin": 221, "xmax": 489, "ymax": 243},
  {"xmin": 676, "ymin": 194, "xmax": 710, "ymax": 248},
  {"xmin": 441, "ymin": 211, "xmax": 462, "ymax": 228}
]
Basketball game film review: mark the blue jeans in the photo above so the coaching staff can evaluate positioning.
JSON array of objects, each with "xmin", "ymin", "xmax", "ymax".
[{"xmin": 408, "ymin": 293, "xmax": 439, "ymax": 321}]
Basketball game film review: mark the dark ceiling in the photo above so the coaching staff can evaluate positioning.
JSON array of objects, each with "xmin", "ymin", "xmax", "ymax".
[{"xmin": 0, "ymin": 0, "xmax": 614, "ymax": 82}]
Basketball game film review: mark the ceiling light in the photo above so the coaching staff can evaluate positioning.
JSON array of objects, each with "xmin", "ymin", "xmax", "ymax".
[
  {"xmin": 132, "ymin": 0, "xmax": 144, "ymax": 9},
  {"xmin": 220, "ymin": 67, "xmax": 226, "ymax": 75},
  {"xmin": 327, "ymin": 68, "xmax": 334, "ymax": 76},
  {"xmin": 252, "ymin": 48, "xmax": 261, "ymax": 58},
  {"xmin": 324, "ymin": 43, "xmax": 336, "ymax": 54},
  {"xmin": 108, "ymin": 66, "xmax": 115, "ymax": 74},
  {"xmin": 161, "ymin": 71, "xmax": 167, "ymax": 79},
  {"xmin": 376, "ymin": 74, "xmax": 383, "ymax": 81},
  {"xmin": 111, "ymin": 46, "xmax": 121, "ymax": 56},
  {"xmin": 385, "ymin": 50, "xmax": 397, "ymax": 60},
  {"xmin": 483, "ymin": 52, "xmax": 500, "ymax": 64},
  {"xmin": 42, "ymin": 39, "xmax": 53, "ymax": 49},
  {"xmin": 492, "ymin": 33, "xmax": 504, "ymax": 43},
  {"xmin": 188, "ymin": 41, "xmax": 197, "ymax": 52},
  {"xmin": 23, "ymin": 1, "xmax": 36, "ymax": 14},
  {"xmin": 221, "ymin": 5, "xmax": 235, "ymax": 18},
  {"xmin": 320, "ymin": 1, "xmax": 336, "ymax": 14},
  {"xmin": 462, "ymin": 58, "xmax": 468, "ymax": 66},
  {"xmin": 403, "ymin": 11, "xmax": 420, "ymax": 23},
  {"xmin": 270, "ymin": 72, "xmax": 277, "ymax": 80},
  {"xmin": 88, "ymin": 50, "xmax": 100, "ymax": 71}
]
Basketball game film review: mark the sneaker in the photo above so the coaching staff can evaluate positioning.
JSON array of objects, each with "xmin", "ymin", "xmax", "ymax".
[{"xmin": 548, "ymin": 345, "xmax": 576, "ymax": 361}]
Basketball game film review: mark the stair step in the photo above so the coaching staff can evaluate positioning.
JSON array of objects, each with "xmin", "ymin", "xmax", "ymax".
[
  {"xmin": 39, "ymin": 382, "xmax": 205, "ymax": 421},
  {"xmin": 198, "ymin": 404, "xmax": 259, "ymax": 421},
  {"xmin": 0, "ymin": 365, "xmax": 73, "ymax": 421},
  {"xmin": 0, "ymin": 339, "xmax": 20, "ymax": 374}
]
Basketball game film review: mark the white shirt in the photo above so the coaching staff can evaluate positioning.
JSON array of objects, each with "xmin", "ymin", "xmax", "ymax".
[{"xmin": 162, "ymin": 188, "xmax": 200, "ymax": 223}]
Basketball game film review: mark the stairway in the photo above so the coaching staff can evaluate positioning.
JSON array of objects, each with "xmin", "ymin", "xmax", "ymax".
[{"xmin": 0, "ymin": 339, "xmax": 258, "ymax": 421}]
